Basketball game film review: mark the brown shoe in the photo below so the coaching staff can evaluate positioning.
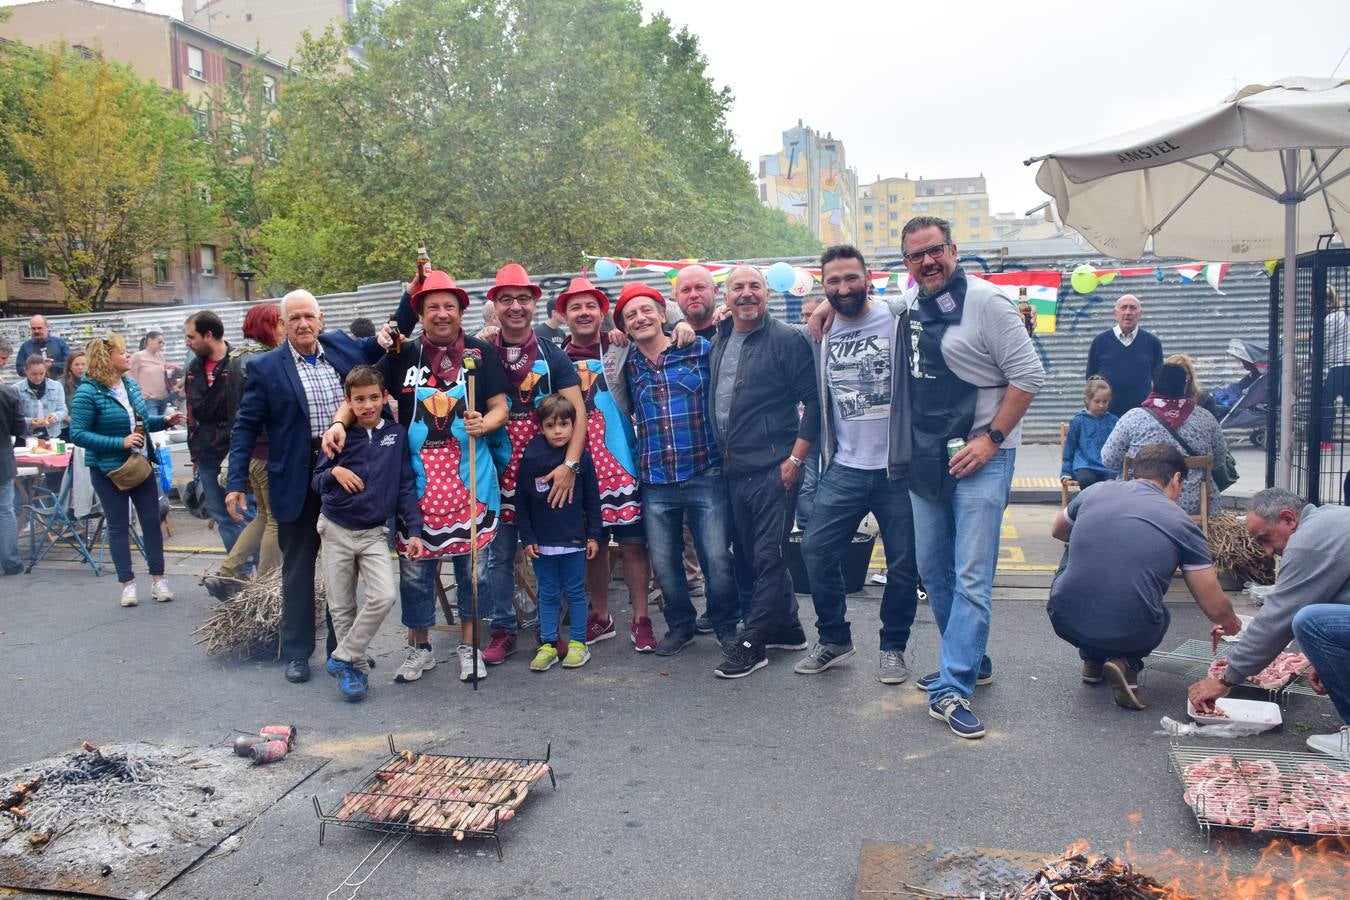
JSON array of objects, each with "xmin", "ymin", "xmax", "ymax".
[
  {"xmin": 1103, "ymin": 658, "xmax": 1146, "ymax": 710},
  {"xmin": 1081, "ymin": 660, "xmax": 1104, "ymax": 684}
]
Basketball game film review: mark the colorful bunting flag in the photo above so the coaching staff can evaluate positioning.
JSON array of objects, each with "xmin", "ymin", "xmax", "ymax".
[{"xmin": 973, "ymin": 271, "xmax": 1062, "ymax": 333}]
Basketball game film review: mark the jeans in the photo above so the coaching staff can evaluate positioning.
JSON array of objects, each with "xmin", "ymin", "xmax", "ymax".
[
  {"xmin": 0, "ymin": 479, "xmax": 21, "ymax": 574},
  {"xmin": 1293, "ymin": 604, "xmax": 1350, "ymax": 724},
  {"xmin": 144, "ymin": 398, "xmax": 168, "ymax": 418},
  {"xmin": 89, "ymin": 467, "xmax": 164, "ymax": 583},
  {"xmin": 642, "ymin": 467, "xmax": 738, "ymax": 636},
  {"xmin": 794, "ymin": 449, "xmax": 820, "ymax": 532},
  {"xmin": 1049, "ymin": 607, "xmax": 1170, "ymax": 675},
  {"xmin": 802, "ymin": 464, "xmax": 919, "ymax": 651},
  {"xmin": 910, "ymin": 448, "xmax": 1016, "ymax": 701},
  {"xmin": 1320, "ymin": 366, "xmax": 1350, "ymax": 444},
  {"xmin": 729, "ymin": 464, "xmax": 803, "ymax": 646},
  {"xmin": 275, "ymin": 483, "xmax": 336, "ymax": 662},
  {"xmin": 197, "ymin": 454, "xmax": 252, "ymax": 552},
  {"xmin": 399, "ymin": 553, "xmax": 474, "ymax": 631},
  {"xmin": 533, "ymin": 551, "xmax": 588, "ymax": 643},
  {"xmin": 485, "ymin": 520, "xmax": 520, "ymax": 634},
  {"xmin": 1073, "ymin": 468, "xmax": 1111, "ymax": 489}
]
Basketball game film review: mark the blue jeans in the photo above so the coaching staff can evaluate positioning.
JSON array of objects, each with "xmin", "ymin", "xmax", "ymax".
[
  {"xmin": 1293, "ymin": 604, "xmax": 1350, "ymax": 725},
  {"xmin": 485, "ymin": 520, "xmax": 520, "ymax": 635},
  {"xmin": 89, "ymin": 467, "xmax": 164, "ymax": 583},
  {"xmin": 399, "ymin": 553, "xmax": 474, "ymax": 630},
  {"xmin": 533, "ymin": 551, "xmax": 587, "ymax": 643},
  {"xmin": 795, "ymin": 449, "xmax": 820, "ymax": 532},
  {"xmin": 910, "ymin": 448, "xmax": 1016, "ymax": 701},
  {"xmin": 197, "ymin": 455, "xmax": 252, "ymax": 552},
  {"xmin": 0, "ymin": 479, "xmax": 21, "ymax": 574},
  {"xmin": 642, "ymin": 467, "xmax": 738, "ymax": 636},
  {"xmin": 802, "ymin": 464, "xmax": 919, "ymax": 651}
]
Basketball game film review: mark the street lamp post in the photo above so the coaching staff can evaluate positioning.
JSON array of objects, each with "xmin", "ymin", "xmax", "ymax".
[{"xmin": 237, "ymin": 262, "xmax": 255, "ymax": 303}]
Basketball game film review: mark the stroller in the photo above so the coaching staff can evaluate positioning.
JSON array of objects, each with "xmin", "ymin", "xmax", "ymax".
[{"xmin": 1211, "ymin": 339, "xmax": 1270, "ymax": 448}]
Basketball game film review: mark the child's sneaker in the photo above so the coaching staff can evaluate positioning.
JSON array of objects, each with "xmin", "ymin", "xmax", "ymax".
[
  {"xmin": 338, "ymin": 666, "xmax": 368, "ymax": 702},
  {"xmin": 530, "ymin": 643, "xmax": 559, "ymax": 672},
  {"xmin": 561, "ymin": 640, "xmax": 591, "ymax": 668}
]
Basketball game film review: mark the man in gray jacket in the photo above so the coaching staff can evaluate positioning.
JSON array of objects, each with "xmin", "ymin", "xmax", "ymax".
[{"xmin": 1189, "ymin": 488, "xmax": 1350, "ymax": 756}]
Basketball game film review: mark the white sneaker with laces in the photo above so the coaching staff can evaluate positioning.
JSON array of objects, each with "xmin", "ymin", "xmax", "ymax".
[
  {"xmin": 120, "ymin": 583, "xmax": 139, "ymax": 607},
  {"xmin": 152, "ymin": 578, "xmax": 174, "ymax": 602},
  {"xmin": 457, "ymin": 644, "xmax": 487, "ymax": 682},
  {"xmin": 393, "ymin": 645, "xmax": 435, "ymax": 683},
  {"xmin": 1306, "ymin": 729, "xmax": 1349, "ymax": 760}
]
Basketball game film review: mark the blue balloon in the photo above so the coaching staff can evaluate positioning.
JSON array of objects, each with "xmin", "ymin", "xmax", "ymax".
[
  {"xmin": 766, "ymin": 261, "xmax": 795, "ymax": 293},
  {"xmin": 594, "ymin": 259, "xmax": 620, "ymax": 280}
]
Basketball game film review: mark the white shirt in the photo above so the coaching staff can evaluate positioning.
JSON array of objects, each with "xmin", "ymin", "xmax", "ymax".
[
  {"xmin": 1113, "ymin": 324, "xmax": 1138, "ymax": 346},
  {"xmin": 825, "ymin": 302, "xmax": 894, "ymax": 470}
]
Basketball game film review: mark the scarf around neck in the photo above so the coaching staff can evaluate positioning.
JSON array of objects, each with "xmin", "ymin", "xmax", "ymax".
[
  {"xmin": 1142, "ymin": 394, "xmax": 1195, "ymax": 428},
  {"xmin": 420, "ymin": 332, "xmax": 466, "ymax": 386},
  {"xmin": 495, "ymin": 329, "xmax": 541, "ymax": 389}
]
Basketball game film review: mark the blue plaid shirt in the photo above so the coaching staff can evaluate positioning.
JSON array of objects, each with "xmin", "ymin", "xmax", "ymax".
[
  {"xmin": 626, "ymin": 337, "xmax": 721, "ymax": 484},
  {"xmin": 290, "ymin": 343, "xmax": 343, "ymax": 439}
]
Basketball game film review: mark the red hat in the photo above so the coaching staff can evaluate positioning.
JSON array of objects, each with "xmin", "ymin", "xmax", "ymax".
[
  {"xmin": 614, "ymin": 282, "xmax": 665, "ymax": 325},
  {"xmin": 486, "ymin": 262, "xmax": 542, "ymax": 302},
  {"xmin": 556, "ymin": 276, "xmax": 609, "ymax": 316},
  {"xmin": 412, "ymin": 270, "xmax": 469, "ymax": 311}
]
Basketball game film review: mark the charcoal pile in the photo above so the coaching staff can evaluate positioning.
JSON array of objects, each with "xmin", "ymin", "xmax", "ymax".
[
  {"xmin": 193, "ymin": 567, "xmax": 326, "ymax": 658},
  {"xmin": 1001, "ymin": 849, "xmax": 1188, "ymax": 899}
]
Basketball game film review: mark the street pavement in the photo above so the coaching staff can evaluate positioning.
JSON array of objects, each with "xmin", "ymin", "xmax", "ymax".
[{"xmin": 1, "ymin": 443, "xmax": 1333, "ymax": 898}]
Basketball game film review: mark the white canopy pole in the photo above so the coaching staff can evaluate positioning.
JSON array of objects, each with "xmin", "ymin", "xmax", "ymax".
[{"xmin": 1277, "ymin": 149, "xmax": 1299, "ymax": 490}]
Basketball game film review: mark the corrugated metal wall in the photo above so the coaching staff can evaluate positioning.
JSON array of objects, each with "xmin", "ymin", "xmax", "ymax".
[{"xmin": 1, "ymin": 252, "xmax": 1270, "ymax": 443}]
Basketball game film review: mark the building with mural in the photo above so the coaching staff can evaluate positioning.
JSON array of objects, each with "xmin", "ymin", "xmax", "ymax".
[
  {"xmin": 758, "ymin": 121, "xmax": 858, "ymax": 246},
  {"xmin": 857, "ymin": 175, "xmax": 990, "ymax": 255}
]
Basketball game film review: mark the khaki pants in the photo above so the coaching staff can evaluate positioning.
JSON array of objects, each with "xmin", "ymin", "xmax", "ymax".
[
  {"xmin": 317, "ymin": 514, "xmax": 396, "ymax": 672},
  {"xmin": 218, "ymin": 457, "xmax": 281, "ymax": 579}
]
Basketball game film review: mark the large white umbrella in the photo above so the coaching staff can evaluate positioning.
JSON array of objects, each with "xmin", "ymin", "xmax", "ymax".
[{"xmin": 1030, "ymin": 76, "xmax": 1350, "ymax": 489}]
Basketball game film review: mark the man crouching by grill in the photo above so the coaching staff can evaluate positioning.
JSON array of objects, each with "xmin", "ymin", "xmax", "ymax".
[{"xmin": 1049, "ymin": 443, "xmax": 1241, "ymax": 710}]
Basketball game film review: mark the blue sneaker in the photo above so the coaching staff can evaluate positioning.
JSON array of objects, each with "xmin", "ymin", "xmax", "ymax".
[
  {"xmin": 326, "ymin": 655, "xmax": 346, "ymax": 678},
  {"xmin": 338, "ymin": 665, "xmax": 368, "ymax": 702},
  {"xmin": 914, "ymin": 667, "xmax": 993, "ymax": 691},
  {"xmin": 929, "ymin": 694, "xmax": 985, "ymax": 739}
]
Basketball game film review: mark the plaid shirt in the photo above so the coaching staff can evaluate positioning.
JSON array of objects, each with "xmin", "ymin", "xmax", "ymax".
[
  {"xmin": 626, "ymin": 337, "xmax": 721, "ymax": 484},
  {"xmin": 290, "ymin": 343, "xmax": 343, "ymax": 439}
]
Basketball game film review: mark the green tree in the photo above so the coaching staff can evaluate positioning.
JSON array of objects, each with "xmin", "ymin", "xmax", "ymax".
[
  {"xmin": 0, "ymin": 44, "xmax": 213, "ymax": 311},
  {"xmin": 260, "ymin": 0, "xmax": 817, "ymax": 292}
]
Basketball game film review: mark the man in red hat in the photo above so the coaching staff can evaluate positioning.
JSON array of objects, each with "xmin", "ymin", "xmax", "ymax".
[
  {"xmin": 480, "ymin": 263, "xmax": 586, "ymax": 667},
  {"xmin": 557, "ymin": 276, "xmax": 657, "ymax": 650},
  {"xmin": 615, "ymin": 282, "xmax": 739, "ymax": 658},
  {"xmin": 327, "ymin": 270, "xmax": 510, "ymax": 684}
]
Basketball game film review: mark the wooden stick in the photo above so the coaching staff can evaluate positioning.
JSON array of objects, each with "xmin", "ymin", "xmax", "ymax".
[{"xmin": 464, "ymin": 354, "xmax": 481, "ymax": 690}]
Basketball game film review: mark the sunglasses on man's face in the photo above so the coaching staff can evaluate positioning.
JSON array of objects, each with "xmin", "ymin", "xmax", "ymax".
[{"xmin": 903, "ymin": 243, "xmax": 950, "ymax": 265}]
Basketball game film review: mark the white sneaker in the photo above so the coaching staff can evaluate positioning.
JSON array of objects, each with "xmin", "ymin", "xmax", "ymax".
[
  {"xmin": 120, "ymin": 583, "xmax": 139, "ymax": 607},
  {"xmin": 1306, "ymin": 729, "xmax": 1350, "ymax": 759},
  {"xmin": 151, "ymin": 578, "xmax": 174, "ymax": 602},
  {"xmin": 393, "ymin": 645, "xmax": 435, "ymax": 683},
  {"xmin": 457, "ymin": 644, "xmax": 487, "ymax": 682}
]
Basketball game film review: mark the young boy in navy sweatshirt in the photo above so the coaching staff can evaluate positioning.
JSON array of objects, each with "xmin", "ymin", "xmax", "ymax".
[
  {"xmin": 312, "ymin": 366, "xmax": 424, "ymax": 701},
  {"xmin": 517, "ymin": 394, "xmax": 602, "ymax": 671}
]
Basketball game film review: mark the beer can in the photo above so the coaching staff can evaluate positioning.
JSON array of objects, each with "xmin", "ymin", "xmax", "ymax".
[
  {"xmin": 258, "ymin": 724, "xmax": 297, "ymax": 748},
  {"xmin": 250, "ymin": 739, "xmax": 289, "ymax": 765},
  {"xmin": 233, "ymin": 734, "xmax": 269, "ymax": 757},
  {"xmin": 946, "ymin": 438, "xmax": 966, "ymax": 459}
]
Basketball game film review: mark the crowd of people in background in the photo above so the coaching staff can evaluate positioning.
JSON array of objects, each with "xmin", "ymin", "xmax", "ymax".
[{"xmin": 1, "ymin": 219, "xmax": 1347, "ymax": 753}]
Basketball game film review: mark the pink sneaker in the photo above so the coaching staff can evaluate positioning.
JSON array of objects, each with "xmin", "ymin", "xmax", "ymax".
[
  {"xmin": 482, "ymin": 629, "xmax": 517, "ymax": 665},
  {"xmin": 585, "ymin": 613, "xmax": 616, "ymax": 645},
  {"xmin": 631, "ymin": 616, "xmax": 657, "ymax": 652}
]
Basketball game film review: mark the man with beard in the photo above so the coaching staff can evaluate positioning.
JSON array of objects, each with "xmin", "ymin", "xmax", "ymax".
[
  {"xmin": 796, "ymin": 246, "xmax": 921, "ymax": 687},
  {"xmin": 897, "ymin": 216, "xmax": 1043, "ymax": 739},
  {"xmin": 673, "ymin": 264, "xmax": 719, "ymax": 340},
  {"xmin": 480, "ymin": 263, "xmax": 584, "ymax": 667},
  {"xmin": 557, "ymin": 276, "xmax": 656, "ymax": 651},
  {"xmin": 185, "ymin": 310, "xmax": 251, "ymax": 552},
  {"xmin": 709, "ymin": 265, "xmax": 817, "ymax": 678}
]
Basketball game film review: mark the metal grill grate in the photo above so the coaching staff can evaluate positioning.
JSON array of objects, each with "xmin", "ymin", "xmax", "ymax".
[{"xmin": 1144, "ymin": 639, "xmax": 1311, "ymax": 705}]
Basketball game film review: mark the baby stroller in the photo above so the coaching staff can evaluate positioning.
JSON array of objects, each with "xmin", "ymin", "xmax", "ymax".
[{"xmin": 1211, "ymin": 339, "xmax": 1270, "ymax": 448}]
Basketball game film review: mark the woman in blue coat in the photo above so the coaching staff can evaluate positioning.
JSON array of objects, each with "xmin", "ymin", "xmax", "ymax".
[{"xmin": 69, "ymin": 334, "xmax": 185, "ymax": 606}]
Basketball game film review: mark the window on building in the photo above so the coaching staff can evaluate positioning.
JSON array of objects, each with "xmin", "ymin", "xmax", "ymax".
[
  {"xmin": 888, "ymin": 194, "xmax": 897, "ymax": 203},
  {"xmin": 943, "ymin": 187, "xmax": 952, "ymax": 194},
  {"xmin": 153, "ymin": 251, "xmax": 172, "ymax": 285},
  {"xmin": 890, "ymin": 228, "xmax": 899, "ymax": 238},
  {"xmin": 944, "ymin": 201, "xmax": 955, "ymax": 210},
  {"xmin": 230, "ymin": 120, "xmax": 246, "ymax": 154},
  {"xmin": 227, "ymin": 60, "xmax": 242, "ymax": 82},
  {"xmin": 969, "ymin": 217, "xmax": 981, "ymax": 227},
  {"xmin": 863, "ymin": 204, "xmax": 873, "ymax": 215},
  {"xmin": 118, "ymin": 265, "xmax": 140, "ymax": 286},
  {"xmin": 263, "ymin": 75, "xmax": 277, "ymax": 104},
  {"xmin": 197, "ymin": 183, "xmax": 212, "ymax": 205},
  {"xmin": 864, "ymin": 222, "xmax": 874, "ymax": 232},
  {"xmin": 200, "ymin": 244, "xmax": 216, "ymax": 277},
  {"xmin": 21, "ymin": 255, "xmax": 48, "ymax": 281},
  {"xmin": 890, "ymin": 212, "xmax": 900, "ymax": 221},
  {"xmin": 187, "ymin": 45, "xmax": 204, "ymax": 80},
  {"xmin": 864, "ymin": 239, "xmax": 874, "ymax": 248},
  {"xmin": 969, "ymin": 199, "xmax": 981, "ymax": 209},
  {"xmin": 193, "ymin": 107, "xmax": 211, "ymax": 141}
]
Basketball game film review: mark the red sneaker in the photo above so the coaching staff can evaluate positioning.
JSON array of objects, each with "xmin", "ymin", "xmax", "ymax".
[
  {"xmin": 630, "ymin": 616, "xmax": 657, "ymax": 652},
  {"xmin": 585, "ymin": 613, "xmax": 616, "ymax": 645},
  {"xmin": 482, "ymin": 629, "xmax": 517, "ymax": 665}
]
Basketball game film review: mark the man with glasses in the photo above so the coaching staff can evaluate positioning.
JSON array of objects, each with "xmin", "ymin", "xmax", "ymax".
[{"xmin": 896, "ymin": 216, "xmax": 1043, "ymax": 739}]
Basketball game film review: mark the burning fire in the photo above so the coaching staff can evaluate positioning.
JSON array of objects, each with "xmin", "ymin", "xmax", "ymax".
[{"xmin": 1133, "ymin": 836, "xmax": 1348, "ymax": 899}]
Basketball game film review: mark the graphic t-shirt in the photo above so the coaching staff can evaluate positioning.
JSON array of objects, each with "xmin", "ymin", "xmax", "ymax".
[
  {"xmin": 825, "ymin": 302, "xmax": 894, "ymax": 471},
  {"xmin": 497, "ymin": 338, "xmax": 581, "ymax": 521}
]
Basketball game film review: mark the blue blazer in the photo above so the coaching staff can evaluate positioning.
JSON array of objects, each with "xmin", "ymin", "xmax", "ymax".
[{"xmin": 227, "ymin": 332, "xmax": 382, "ymax": 523}]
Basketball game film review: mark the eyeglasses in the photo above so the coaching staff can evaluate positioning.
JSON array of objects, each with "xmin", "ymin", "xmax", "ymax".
[
  {"xmin": 494, "ymin": 295, "xmax": 535, "ymax": 307},
  {"xmin": 903, "ymin": 243, "xmax": 950, "ymax": 265}
]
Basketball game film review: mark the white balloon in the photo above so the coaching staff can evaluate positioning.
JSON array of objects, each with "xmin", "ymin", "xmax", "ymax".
[{"xmin": 789, "ymin": 267, "xmax": 814, "ymax": 297}]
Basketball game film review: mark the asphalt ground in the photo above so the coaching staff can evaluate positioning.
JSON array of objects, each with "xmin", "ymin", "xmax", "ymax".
[{"xmin": 1, "ymin": 445, "xmax": 1336, "ymax": 898}]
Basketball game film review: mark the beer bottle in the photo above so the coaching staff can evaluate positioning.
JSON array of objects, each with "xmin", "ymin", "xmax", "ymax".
[
  {"xmin": 1017, "ymin": 286, "xmax": 1035, "ymax": 336},
  {"xmin": 134, "ymin": 415, "xmax": 147, "ymax": 453},
  {"xmin": 416, "ymin": 240, "xmax": 432, "ymax": 279},
  {"xmin": 386, "ymin": 313, "xmax": 403, "ymax": 355}
]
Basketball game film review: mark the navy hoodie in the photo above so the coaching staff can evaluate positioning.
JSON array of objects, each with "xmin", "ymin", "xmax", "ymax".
[
  {"xmin": 514, "ymin": 434, "xmax": 601, "ymax": 550},
  {"xmin": 312, "ymin": 419, "xmax": 422, "ymax": 533}
]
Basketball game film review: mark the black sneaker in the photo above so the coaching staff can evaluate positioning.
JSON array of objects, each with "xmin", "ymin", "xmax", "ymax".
[
  {"xmin": 765, "ymin": 624, "xmax": 809, "ymax": 651},
  {"xmin": 715, "ymin": 629, "xmax": 740, "ymax": 656},
  {"xmin": 693, "ymin": 615, "xmax": 714, "ymax": 635},
  {"xmin": 654, "ymin": 630, "xmax": 695, "ymax": 657},
  {"xmin": 714, "ymin": 640, "xmax": 767, "ymax": 679}
]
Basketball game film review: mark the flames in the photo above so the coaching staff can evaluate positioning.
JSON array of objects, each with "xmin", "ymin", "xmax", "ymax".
[{"xmin": 1104, "ymin": 836, "xmax": 1349, "ymax": 899}]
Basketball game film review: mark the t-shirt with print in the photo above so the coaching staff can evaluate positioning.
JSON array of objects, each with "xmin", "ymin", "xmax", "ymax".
[
  {"xmin": 496, "ymin": 338, "xmax": 581, "ymax": 521},
  {"xmin": 825, "ymin": 301, "xmax": 894, "ymax": 470}
]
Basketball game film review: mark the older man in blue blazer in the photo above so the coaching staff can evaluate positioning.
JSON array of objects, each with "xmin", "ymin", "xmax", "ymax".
[{"xmin": 226, "ymin": 290, "xmax": 385, "ymax": 684}]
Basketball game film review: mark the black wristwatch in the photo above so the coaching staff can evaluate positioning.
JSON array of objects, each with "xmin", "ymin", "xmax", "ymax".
[
  {"xmin": 564, "ymin": 459, "xmax": 581, "ymax": 475},
  {"xmin": 987, "ymin": 428, "xmax": 1006, "ymax": 445}
]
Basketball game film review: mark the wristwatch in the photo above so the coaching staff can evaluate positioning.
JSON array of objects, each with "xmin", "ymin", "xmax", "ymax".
[
  {"xmin": 788, "ymin": 455, "xmax": 805, "ymax": 468},
  {"xmin": 987, "ymin": 428, "xmax": 1006, "ymax": 445},
  {"xmin": 564, "ymin": 459, "xmax": 581, "ymax": 475}
]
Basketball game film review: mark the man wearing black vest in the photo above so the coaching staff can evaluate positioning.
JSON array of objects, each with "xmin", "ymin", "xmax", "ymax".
[{"xmin": 1085, "ymin": 295, "xmax": 1163, "ymax": 417}]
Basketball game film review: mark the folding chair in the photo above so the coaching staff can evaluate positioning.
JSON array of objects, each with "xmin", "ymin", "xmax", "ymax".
[{"xmin": 24, "ymin": 462, "xmax": 104, "ymax": 575}]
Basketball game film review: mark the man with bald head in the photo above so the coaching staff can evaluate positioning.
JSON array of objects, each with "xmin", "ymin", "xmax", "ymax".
[
  {"xmin": 16, "ymin": 315, "xmax": 70, "ymax": 377},
  {"xmin": 226, "ymin": 290, "xmax": 386, "ymax": 684},
  {"xmin": 1086, "ymin": 294, "xmax": 1163, "ymax": 417},
  {"xmin": 708, "ymin": 265, "xmax": 819, "ymax": 678},
  {"xmin": 673, "ymin": 265, "xmax": 720, "ymax": 339}
]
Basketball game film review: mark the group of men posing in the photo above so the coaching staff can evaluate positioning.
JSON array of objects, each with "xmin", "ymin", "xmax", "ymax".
[{"xmin": 218, "ymin": 215, "xmax": 1041, "ymax": 740}]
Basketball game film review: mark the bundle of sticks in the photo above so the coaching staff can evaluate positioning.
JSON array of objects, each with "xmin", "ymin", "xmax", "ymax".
[
  {"xmin": 192, "ymin": 568, "xmax": 325, "ymax": 658},
  {"xmin": 1002, "ymin": 850, "xmax": 1187, "ymax": 899},
  {"xmin": 334, "ymin": 752, "xmax": 549, "ymax": 840},
  {"xmin": 1207, "ymin": 512, "xmax": 1275, "ymax": 586}
]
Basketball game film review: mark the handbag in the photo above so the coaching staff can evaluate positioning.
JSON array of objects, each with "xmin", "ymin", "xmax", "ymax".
[
  {"xmin": 1145, "ymin": 408, "xmax": 1238, "ymax": 491},
  {"xmin": 108, "ymin": 452, "xmax": 152, "ymax": 491}
]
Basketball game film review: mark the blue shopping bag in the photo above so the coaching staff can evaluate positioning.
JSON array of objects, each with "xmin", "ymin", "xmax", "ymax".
[{"xmin": 157, "ymin": 445, "xmax": 174, "ymax": 493}]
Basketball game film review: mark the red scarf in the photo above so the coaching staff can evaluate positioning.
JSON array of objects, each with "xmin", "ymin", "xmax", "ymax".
[
  {"xmin": 562, "ymin": 333, "xmax": 607, "ymax": 362},
  {"xmin": 495, "ymin": 329, "xmax": 541, "ymax": 389},
  {"xmin": 1142, "ymin": 393, "xmax": 1195, "ymax": 428},
  {"xmin": 420, "ymin": 332, "xmax": 465, "ymax": 386}
]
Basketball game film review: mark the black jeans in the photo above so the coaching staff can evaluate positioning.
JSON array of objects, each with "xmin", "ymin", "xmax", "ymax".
[
  {"xmin": 275, "ymin": 475, "xmax": 336, "ymax": 662},
  {"xmin": 728, "ymin": 463, "xmax": 803, "ymax": 647},
  {"xmin": 1073, "ymin": 468, "xmax": 1111, "ymax": 488},
  {"xmin": 89, "ymin": 467, "xmax": 164, "ymax": 583}
]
